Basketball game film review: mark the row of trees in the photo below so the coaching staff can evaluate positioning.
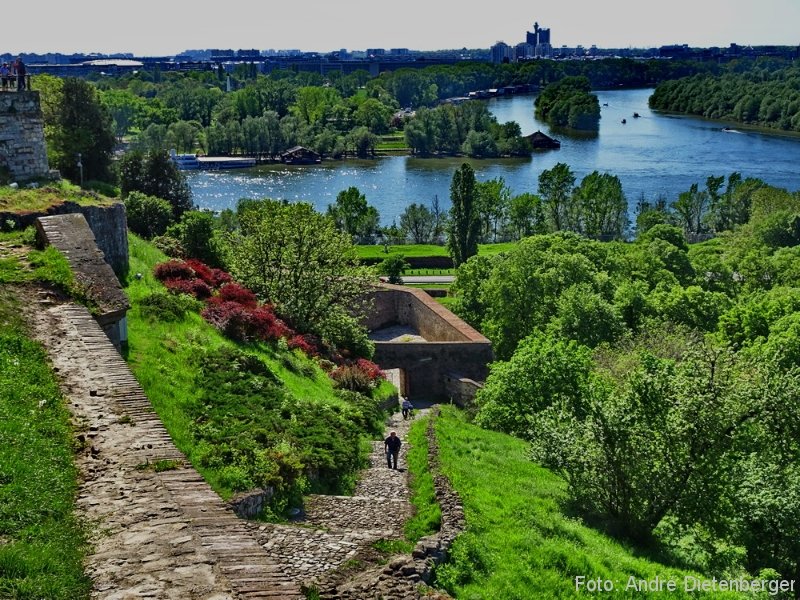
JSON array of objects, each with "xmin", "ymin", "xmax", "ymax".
[{"xmin": 454, "ymin": 183, "xmax": 800, "ymax": 582}]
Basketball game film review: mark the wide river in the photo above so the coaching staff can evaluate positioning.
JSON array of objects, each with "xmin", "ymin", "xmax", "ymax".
[{"xmin": 187, "ymin": 88, "xmax": 800, "ymax": 224}]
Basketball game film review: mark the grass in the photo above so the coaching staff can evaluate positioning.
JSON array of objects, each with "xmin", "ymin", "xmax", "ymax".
[
  {"xmin": 356, "ymin": 242, "xmax": 517, "ymax": 261},
  {"xmin": 0, "ymin": 287, "xmax": 91, "ymax": 599},
  {"xmin": 0, "ymin": 180, "xmax": 114, "ymax": 213},
  {"xmin": 404, "ymin": 416, "xmax": 442, "ymax": 543},
  {"xmin": 431, "ymin": 406, "xmax": 743, "ymax": 599},
  {"xmin": 376, "ymin": 134, "xmax": 410, "ymax": 152}
]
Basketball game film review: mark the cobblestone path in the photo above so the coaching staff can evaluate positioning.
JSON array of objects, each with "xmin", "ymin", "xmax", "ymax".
[
  {"xmin": 247, "ymin": 404, "xmax": 429, "ymax": 586},
  {"xmin": 30, "ymin": 301, "xmax": 303, "ymax": 599}
]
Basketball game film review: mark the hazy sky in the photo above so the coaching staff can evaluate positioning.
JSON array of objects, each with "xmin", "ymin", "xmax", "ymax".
[{"xmin": 7, "ymin": 0, "xmax": 799, "ymax": 56}]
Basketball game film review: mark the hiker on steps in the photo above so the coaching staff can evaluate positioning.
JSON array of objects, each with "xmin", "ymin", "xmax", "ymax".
[{"xmin": 385, "ymin": 430, "xmax": 401, "ymax": 470}]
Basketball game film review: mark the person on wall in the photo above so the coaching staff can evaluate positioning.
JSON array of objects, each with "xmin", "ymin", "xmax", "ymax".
[
  {"xmin": 14, "ymin": 57, "xmax": 26, "ymax": 91},
  {"xmin": 385, "ymin": 430, "xmax": 402, "ymax": 470}
]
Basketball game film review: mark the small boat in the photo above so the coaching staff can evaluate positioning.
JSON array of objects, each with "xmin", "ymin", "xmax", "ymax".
[
  {"xmin": 602, "ymin": 102, "xmax": 609, "ymax": 107},
  {"xmin": 633, "ymin": 112, "xmax": 640, "ymax": 118},
  {"xmin": 621, "ymin": 118, "xmax": 627, "ymax": 124}
]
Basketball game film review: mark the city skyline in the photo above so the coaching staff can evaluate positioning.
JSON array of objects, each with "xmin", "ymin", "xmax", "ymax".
[{"xmin": 5, "ymin": 0, "xmax": 799, "ymax": 56}]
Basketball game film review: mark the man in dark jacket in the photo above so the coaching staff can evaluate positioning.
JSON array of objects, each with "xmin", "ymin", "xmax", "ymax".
[{"xmin": 385, "ymin": 430, "xmax": 401, "ymax": 469}]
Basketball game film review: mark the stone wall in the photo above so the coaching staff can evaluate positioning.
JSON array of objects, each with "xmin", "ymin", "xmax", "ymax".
[
  {"xmin": 374, "ymin": 341, "xmax": 492, "ymax": 401},
  {"xmin": 443, "ymin": 373, "xmax": 484, "ymax": 406},
  {"xmin": 1, "ymin": 200, "xmax": 129, "ymax": 276},
  {"xmin": 0, "ymin": 91, "xmax": 51, "ymax": 181}
]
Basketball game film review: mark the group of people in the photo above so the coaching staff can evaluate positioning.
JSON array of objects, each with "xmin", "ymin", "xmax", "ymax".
[
  {"xmin": 0, "ymin": 57, "xmax": 26, "ymax": 91},
  {"xmin": 383, "ymin": 397, "xmax": 415, "ymax": 470}
]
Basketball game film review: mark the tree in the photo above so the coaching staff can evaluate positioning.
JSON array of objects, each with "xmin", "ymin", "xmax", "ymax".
[
  {"xmin": 378, "ymin": 255, "xmax": 410, "ymax": 284},
  {"xmin": 538, "ymin": 163, "xmax": 576, "ymax": 231},
  {"xmin": 327, "ymin": 187, "xmax": 380, "ymax": 243},
  {"xmin": 475, "ymin": 178, "xmax": 511, "ymax": 242},
  {"xmin": 225, "ymin": 200, "xmax": 373, "ymax": 343},
  {"xmin": 118, "ymin": 150, "xmax": 194, "ymax": 218},
  {"xmin": 399, "ymin": 203, "xmax": 435, "ymax": 244},
  {"xmin": 446, "ymin": 163, "xmax": 481, "ymax": 267},
  {"xmin": 672, "ymin": 183, "xmax": 710, "ymax": 235},
  {"xmin": 51, "ymin": 78, "xmax": 116, "ymax": 183},
  {"xmin": 123, "ymin": 192, "xmax": 173, "ymax": 239},
  {"xmin": 572, "ymin": 171, "xmax": 629, "ymax": 239},
  {"xmin": 508, "ymin": 193, "xmax": 545, "ymax": 240}
]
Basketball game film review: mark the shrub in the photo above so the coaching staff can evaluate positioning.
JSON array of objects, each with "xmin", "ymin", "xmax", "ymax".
[
  {"xmin": 288, "ymin": 334, "xmax": 321, "ymax": 357},
  {"xmin": 124, "ymin": 191, "xmax": 174, "ymax": 239},
  {"xmin": 201, "ymin": 301, "xmax": 291, "ymax": 342},
  {"xmin": 163, "ymin": 277, "xmax": 213, "ymax": 300},
  {"xmin": 139, "ymin": 291, "xmax": 201, "ymax": 321},
  {"xmin": 210, "ymin": 268, "xmax": 233, "ymax": 287},
  {"xmin": 184, "ymin": 258, "xmax": 216, "ymax": 286},
  {"xmin": 154, "ymin": 259, "xmax": 194, "ymax": 282},
  {"xmin": 151, "ymin": 235, "xmax": 185, "ymax": 258},
  {"xmin": 355, "ymin": 358, "xmax": 385, "ymax": 381},
  {"xmin": 331, "ymin": 364, "xmax": 374, "ymax": 395},
  {"xmin": 216, "ymin": 282, "xmax": 258, "ymax": 308}
]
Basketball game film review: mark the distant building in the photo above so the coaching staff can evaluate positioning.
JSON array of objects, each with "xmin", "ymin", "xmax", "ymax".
[
  {"xmin": 526, "ymin": 22, "xmax": 552, "ymax": 58},
  {"xmin": 491, "ymin": 41, "xmax": 513, "ymax": 64}
]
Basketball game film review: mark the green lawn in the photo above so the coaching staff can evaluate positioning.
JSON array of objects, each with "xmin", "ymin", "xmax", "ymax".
[
  {"xmin": 357, "ymin": 242, "xmax": 517, "ymax": 261},
  {"xmin": 432, "ymin": 406, "xmax": 743, "ymax": 599},
  {"xmin": 0, "ymin": 287, "xmax": 90, "ymax": 599}
]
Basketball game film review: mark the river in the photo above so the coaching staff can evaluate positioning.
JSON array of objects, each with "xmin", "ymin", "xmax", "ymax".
[{"xmin": 187, "ymin": 88, "xmax": 800, "ymax": 225}]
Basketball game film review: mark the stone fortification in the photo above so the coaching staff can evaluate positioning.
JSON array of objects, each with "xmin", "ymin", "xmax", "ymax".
[
  {"xmin": 0, "ymin": 91, "xmax": 50, "ymax": 181},
  {"xmin": 365, "ymin": 284, "xmax": 493, "ymax": 401},
  {"xmin": 2, "ymin": 200, "xmax": 129, "ymax": 277}
]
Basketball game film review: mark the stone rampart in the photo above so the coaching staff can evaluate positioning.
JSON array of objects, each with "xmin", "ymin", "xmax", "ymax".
[
  {"xmin": 365, "ymin": 284, "xmax": 492, "ymax": 400},
  {"xmin": 0, "ymin": 91, "xmax": 51, "ymax": 181},
  {"xmin": 2, "ymin": 200, "xmax": 129, "ymax": 276},
  {"xmin": 443, "ymin": 373, "xmax": 484, "ymax": 406}
]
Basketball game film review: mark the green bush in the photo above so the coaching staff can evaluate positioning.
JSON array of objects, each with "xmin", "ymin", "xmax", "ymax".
[
  {"xmin": 124, "ymin": 191, "xmax": 174, "ymax": 239},
  {"xmin": 138, "ymin": 291, "xmax": 201, "ymax": 321}
]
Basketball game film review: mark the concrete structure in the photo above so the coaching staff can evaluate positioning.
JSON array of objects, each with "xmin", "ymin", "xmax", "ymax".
[
  {"xmin": 0, "ymin": 91, "xmax": 51, "ymax": 182},
  {"xmin": 35, "ymin": 213, "xmax": 130, "ymax": 348},
  {"xmin": 364, "ymin": 284, "xmax": 492, "ymax": 402}
]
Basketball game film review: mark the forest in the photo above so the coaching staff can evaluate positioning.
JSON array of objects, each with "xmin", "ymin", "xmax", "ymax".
[{"xmin": 649, "ymin": 62, "xmax": 800, "ymax": 131}]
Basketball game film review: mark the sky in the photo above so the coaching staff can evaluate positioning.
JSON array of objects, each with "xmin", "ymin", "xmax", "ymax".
[{"xmin": 6, "ymin": 0, "xmax": 799, "ymax": 56}]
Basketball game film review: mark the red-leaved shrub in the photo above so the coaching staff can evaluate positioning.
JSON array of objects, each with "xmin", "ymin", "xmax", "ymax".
[
  {"xmin": 216, "ymin": 282, "xmax": 258, "ymax": 308},
  {"xmin": 288, "ymin": 334, "xmax": 320, "ymax": 357},
  {"xmin": 355, "ymin": 358, "xmax": 385, "ymax": 381},
  {"xmin": 185, "ymin": 259, "xmax": 216, "ymax": 286},
  {"xmin": 209, "ymin": 268, "xmax": 233, "ymax": 287},
  {"xmin": 154, "ymin": 260, "xmax": 195, "ymax": 282},
  {"xmin": 330, "ymin": 365, "xmax": 373, "ymax": 394},
  {"xmin": 163, "ymin": 277, "xmax": 213, "ymax": 299}
]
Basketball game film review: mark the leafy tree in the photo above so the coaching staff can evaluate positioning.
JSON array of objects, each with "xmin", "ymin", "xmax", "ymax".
[
  {"xmin": 475, "ymin": 178, "xmax": 511, "ymax": 242},
  {"xmin": 378, "ymin": 255, "xmax": 410, "ymax": 284},
  {"xmin": 476, "ymin": 332, "xmax": 593, "ymax": 437},
  {"xmin": 534, "ymin": 76, "xmax": 600, "ymax": 130},
  {"xmin": 123, "ymin": 192, "xmax": 173, "ymax": 239},
  {"xmin": 166, "ymin": 210, "xmax": 223, "ymax": 267},
  {"xmin": 118, "ymin": 150, "xmax": 194, "ymax": 218},
  {"xmin": 538, "ymin": 163, "xmax": 576, "ymax": 231},
  {"xmin": 326, "ymin": 187, "xmax": 380, "ymax": 243},
  {"xmin": 50, "ymin": 78, "xmax": 116, "ymax": 183},
  {"xmin": 446, "ymin": 163, "xmax": 481, "ymax": 267},
  {"xmin": 548, "ymin": 283, "xmax": 624, "ymax": 346},
  {"xmin": 225, "ymin": 200, "xmax": 373, "ymax": 342},
  {"xmin": 572, "ymin": 171, "xmax": 629, "ymax": 239},
  {"xmin": 508, "ymin": 193, "xmax": 545, "ymax": 240},
  {"xmin": 672, "ymin": 183, "xmax": 710, "ymax": 235},
  {"xmin": 399, "ymin": 203, "xmax": 435, "ymax": 244}
]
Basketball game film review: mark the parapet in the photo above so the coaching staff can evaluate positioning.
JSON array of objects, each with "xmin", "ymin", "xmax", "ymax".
[
  {"xmin": 0, "ymin": 91, "xmax": 51, "ymax": 182},
  {"xmin": 36, "ymin": 213, "xmax": 130, "ymax": 348}
]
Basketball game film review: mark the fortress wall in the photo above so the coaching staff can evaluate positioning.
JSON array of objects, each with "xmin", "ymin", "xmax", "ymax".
[
  {"xmin": 1, "ymin": 201, "xmax": 129, "ymax": 277},
  {"xmin": 373, "ymin": 341, "xmax": 492, "ymax": 401},
  {"xmin": 0, "ymin": 91, "xmax": 50, "ymax": 181}
]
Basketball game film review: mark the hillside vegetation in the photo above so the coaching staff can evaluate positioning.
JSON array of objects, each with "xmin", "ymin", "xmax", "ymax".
[
  {"xmin": 431, "ymin": 406, "xmax": 741, "ymax": 599},
  {"xmin": 124, "ymin": 234, "xmax": 392, "ymax": 513}
]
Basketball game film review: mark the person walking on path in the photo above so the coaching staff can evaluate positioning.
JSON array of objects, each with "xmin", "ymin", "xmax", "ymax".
[
  {"xmin": 385, "ymin": 430, "xmax": 401, "ymax": 469},
  {"xmin": 401, "ymin": 397, "xmax": 414, "ymax": 419}
]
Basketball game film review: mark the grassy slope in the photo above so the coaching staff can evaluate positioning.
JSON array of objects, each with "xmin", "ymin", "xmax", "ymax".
[
  {"xmin": 0, "ymin": 287, "xmax": 90, "ymax": 599},
  {"xmin": 433, "ymin": 406, "xmax": 742, "ymax": 599},
  {"xmin": 124, "ymin": 234, "xmax": 366, "ymax": 498},
  {"xmin": 0, "ymin": 180, "xmax": 114, "ymax": 213}
]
